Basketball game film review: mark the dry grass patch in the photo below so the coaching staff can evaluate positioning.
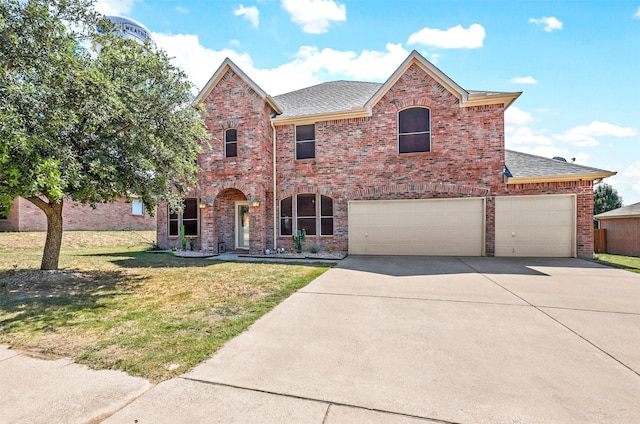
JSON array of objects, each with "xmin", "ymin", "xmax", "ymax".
[{"xmin": 0, "ymin": 231, "xmax": 330, "ymax": 382}]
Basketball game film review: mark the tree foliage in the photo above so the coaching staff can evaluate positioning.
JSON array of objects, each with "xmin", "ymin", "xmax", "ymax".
[
  {"xmin": 594, "ymin": 183, "xmax": 623, "ymax": 216},
  {"xmin": 0, "ymin": 0, "xmax": 209, "ymax": 269}
]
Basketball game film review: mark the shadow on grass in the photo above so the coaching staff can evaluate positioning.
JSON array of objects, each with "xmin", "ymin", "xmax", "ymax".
[
  {"xmin": 77, "ymin": 251, "xmax": 334, "ymax": 269},
  {"xmin": 0, "ymin": 269, "xmax": 146, "ymax": 334}
]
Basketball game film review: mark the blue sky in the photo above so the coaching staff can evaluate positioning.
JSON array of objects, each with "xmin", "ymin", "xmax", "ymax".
[{"xmin": 96, "ymin": 0, "xmax": 640, "ymax": 205}]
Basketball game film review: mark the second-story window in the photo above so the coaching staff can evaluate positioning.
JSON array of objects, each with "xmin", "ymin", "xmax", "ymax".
[
  {"xmin": 398, "ymin": 107, "xmax": 431, "ymax": 153},
  {"xmin": 225, "ymin": 129, "xmax": 237, "ymax": 158},
  {"xmin": 295, "ymin": 124, "xmax": 315, "ymax": 160}
]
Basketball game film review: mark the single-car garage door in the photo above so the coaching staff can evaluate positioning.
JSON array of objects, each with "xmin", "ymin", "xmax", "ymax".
[
  {"xmin": 348, "ymin": 198, "xmax": 485, "ymax": 256},
  {"xmin": 495, "ymin": 195, "xmax": 576, "ymax": 257}
]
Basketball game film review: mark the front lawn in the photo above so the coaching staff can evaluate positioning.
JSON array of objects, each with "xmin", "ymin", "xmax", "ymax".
[
  {"xmin": 593, "ymin": 253, "xmax": 640, "ymax": 274},
  {"xmin": 0, "ymin": 231, "xmax": 330, "ymax": 382}
]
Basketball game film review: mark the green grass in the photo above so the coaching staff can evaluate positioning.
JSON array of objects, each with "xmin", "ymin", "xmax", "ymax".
[
  {"xmin": 0, "ymin": 231, "xmax": 330, "ymax": 382},
  {"xmin": 593, "ymin": 253, "xmax": 640, "ymax": 274}
]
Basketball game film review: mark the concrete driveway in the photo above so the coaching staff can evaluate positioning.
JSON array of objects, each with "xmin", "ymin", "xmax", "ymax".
[{"xmin": 105, "ymin": 256, "xmax": 640, "ymax": 423}]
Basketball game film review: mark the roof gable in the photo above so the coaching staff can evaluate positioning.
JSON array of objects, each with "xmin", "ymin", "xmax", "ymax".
[
  {"xmin": 365, "ymin": 50, "xmax": 521, "ymax": 112},
  {"xmin": 195, "ymin": 58, "xmax": 282, "ymax": 114}
]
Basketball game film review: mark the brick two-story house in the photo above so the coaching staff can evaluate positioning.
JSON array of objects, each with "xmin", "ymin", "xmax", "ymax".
[{"xmin": 156, "ymin": 50, "xmax": 614, "ymax": 258}]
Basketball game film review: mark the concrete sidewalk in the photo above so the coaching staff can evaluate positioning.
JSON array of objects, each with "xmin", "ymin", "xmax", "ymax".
[
  {"xmin": 3, "ymin": 256, "xmax": 640, "ymax": 423},
  {"xmin": 0, "ymin": 345, "xmax": 151, "ymax": 423}
]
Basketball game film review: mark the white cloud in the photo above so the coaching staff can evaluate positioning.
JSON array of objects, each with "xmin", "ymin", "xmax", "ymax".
[
  {"xmin": 281, "ymin": 0, "xmax": 346, "ymax": 34},
  {"xmin": 505, "ymin": 106, "xmax": 533, "ymax": 127},
  {"xmin": 635, "ymin": 7, "xmax": 640, "ymax": 19},
  {"xmin": 234, "ymin": 5, "xmax": 259, "ymax": 28},
  {"xmin": 153, "ymin": 33, "xmax": 408, "ymax": 95},
  {"xmin": 552, "ymin": 121, "xmax": 637, "ymax": 147},
  {"xmin": 607, "ymin": 160, "xmax": 640, "ymax": 204},
  {"xmin": 510, "ymin": 76, "xmax": 538, "ymax": 84},
  {"xmin": 94, "ymin": 0, "xmax": 136, "ymax": 15},
  {"xmin": 529, "ymin": 16, "xmax": 563, "ymax": 32},
  {"xmin": 407, "ymin": 24, "xmax": 485, "ymax": 49},
  {"xmin": 175, "ymin": 6, "xmax": 189, "ymax": 14},
  {"xmin": 506, "ymin": 127, "xmax": 553, "ymax": 147}
]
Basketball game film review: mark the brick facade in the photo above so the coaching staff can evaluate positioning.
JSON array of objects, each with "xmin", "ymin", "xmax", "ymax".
[
  {"xmin": 0, "ymin": 196, "xmax": 156, "ymax": 232},
  {"xmin": 599, "ymin": 218, "xmax": 640, "ymax": 257},
  {"xmin": 155, "ymin": 53, "xmax": 604, "ymax": 258}
]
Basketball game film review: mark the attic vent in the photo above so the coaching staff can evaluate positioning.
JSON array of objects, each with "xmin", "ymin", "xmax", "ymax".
[{"xmin": 247, "ymin": 88, "xmax": 255, "ymax": 96}]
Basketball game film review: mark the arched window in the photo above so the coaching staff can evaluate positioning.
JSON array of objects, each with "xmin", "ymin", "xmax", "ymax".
[
  {"xmin": 398, "ymin": 107, "xmax": 431, "ymax": 153},
  {"xmin": 280, "ymin": 196, "xmax": 293, "ymax": 236},
  {"xmin": 225, "ymin": 128, "xmax": 237, "ymax": 158},
  {"xmin": 279, "ymin": 194, "xmax": 333, "ymax": 236}
]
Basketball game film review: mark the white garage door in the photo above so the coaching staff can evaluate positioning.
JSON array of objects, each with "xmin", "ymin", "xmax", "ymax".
[
  {"xmin": 348, "ymin": 198, "xmax": 485, "ymax": 256},
  {"xmin": 495, "ymin": 195, "xmax": 576, "ymax": 257}
]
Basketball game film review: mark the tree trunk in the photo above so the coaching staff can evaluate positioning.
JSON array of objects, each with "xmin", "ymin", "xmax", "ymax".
[{"xmin": 28, "ymin": 197, "xmax": 64, "ymax": 270}]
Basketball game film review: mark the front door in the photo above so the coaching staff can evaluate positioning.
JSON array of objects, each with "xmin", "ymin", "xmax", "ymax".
[{"xmin": 236, "ymin": 202, "xmax": 250, "ymax": 250}]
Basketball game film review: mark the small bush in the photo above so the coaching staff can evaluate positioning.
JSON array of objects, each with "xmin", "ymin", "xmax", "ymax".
[{"xmin": 309, "ymin": 244, "xmax": 320, "ymax": 253}]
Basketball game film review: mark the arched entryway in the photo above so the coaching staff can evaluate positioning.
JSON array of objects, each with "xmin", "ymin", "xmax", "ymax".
[{"xmin": 213, "ymin": 188, "xmax": 249, "ymax": 251}]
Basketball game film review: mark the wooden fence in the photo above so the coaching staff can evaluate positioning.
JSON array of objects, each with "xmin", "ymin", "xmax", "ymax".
[{"xmin": 594, "ymin": 228, "xmax": 606, "ymax": 254}]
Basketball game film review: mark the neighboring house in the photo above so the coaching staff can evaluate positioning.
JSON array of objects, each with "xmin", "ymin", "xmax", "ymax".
[
  {"xmin": 0, "ymin": 196, "xmax": 156, "ymax": 232},
  {"xmin": 156, "ymin": 50, "xmax": 615, "ymax": 258},
  {"xmin": 595, "ymin": 202, "xmax": 640, "ymax": 257}
]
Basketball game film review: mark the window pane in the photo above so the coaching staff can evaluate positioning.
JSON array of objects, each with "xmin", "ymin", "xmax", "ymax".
[
  {"xmin": 320, "ymin": 195, "xmax": 333, "ymax": 216},
  {"xmin": 132, "ymin": 199, "xmax": 144, "ymax": 215},
  {"xmin": 226, "ymin": 142, "xmax": 237, "ymax": 158},
  {"xmin": 183, "ymin": 220, "xmax": 198, "ymax": 236},
  {"xmin": 296, "ymin": 124, "xmax": 314, "ymax": 141},
  {"xmin": 169, "ymin": 220, "xmax": 178, "ymax": 236},
  {"xmin": 321, "ymin": 218, "xmax": 333, "ymax": 235},
  {"xmin": 280, "ymin": 197, "xmax": 293, "ymax": 236},
  {"xmin": 298, "ymin": 218, "xmax": 316, "ymax": 235},
  {"xmin": 399, "ymin": 133, "xmax": 430, "ymax": 153},
  {"xmin": 280, "ymin": 218, "xmax": 292, "ymax": 235},
  {"xmin": 399, "ymin": 108, "xmax": 430, "ymax": 134},
  {"xmin": 297, "ymin": 194, "xmax": 316, "ymax": 217},
  {"xmin": 225, "ymin": 129, "xmax": 237, "ymax": 142},
  {"xmin": 183, "ymin": 198, "xmax": 198, "ymax": 219},
  {"xmin": 281, "ymin": 196, "xmax": 292, "ymax": 217},
  {"xmin": 296, "ymin": 141, "xmax": 315, "ymax": 159}
]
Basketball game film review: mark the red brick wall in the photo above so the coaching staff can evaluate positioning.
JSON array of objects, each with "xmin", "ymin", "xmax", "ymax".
[
  {"xmin": 0, "ymin": 197, "xmax": 155, "ymax": 232},
  {"xmin": 157, "ymin": 68, "xmax": 277, "ymax": 254},
  {"xmin": 157, "ymin": 62, "xmax": 597, "ymax": 257},
  {"xmin": 274, "ymin": 63, "xmax": 505, "ymax": 252},
  {"xmin": 600, "ymin": 218, "xmax": 640, "ymax": 257},
  {"xmin": 0, "ymin": 197, "xmax": 21, "ymax": 232}
]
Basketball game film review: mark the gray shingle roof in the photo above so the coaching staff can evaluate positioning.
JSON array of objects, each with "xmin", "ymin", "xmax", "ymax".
[
  {"xmin": 505, "ymin": 150, "xmax": 613, "ymax": 179},
  {"xmin": 595, "ymin": 202, "xmax": 640, "ymax": 219},
  {"xmin": 273, "ymin": 81, "xmax": 382, "ymax": 119}
]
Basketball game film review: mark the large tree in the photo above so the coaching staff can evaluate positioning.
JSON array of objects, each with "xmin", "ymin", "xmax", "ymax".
[
  {"xmin": 0, "ymin": 0, "xmax": 208, "ymax": 270},
  {"xmin": 594, "ymin": 183, "xmax": 623, "ymax": 216}
]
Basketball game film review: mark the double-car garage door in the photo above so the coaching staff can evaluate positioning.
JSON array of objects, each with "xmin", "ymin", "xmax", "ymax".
[{"xmin": 348, "ymin": 195, "xmax": 576, "ymax": 257}]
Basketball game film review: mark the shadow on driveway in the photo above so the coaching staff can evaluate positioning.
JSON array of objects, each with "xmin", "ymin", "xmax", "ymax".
[{"xmin": 338, "ymin": 255, "xmax": 609, "ymax": 277}]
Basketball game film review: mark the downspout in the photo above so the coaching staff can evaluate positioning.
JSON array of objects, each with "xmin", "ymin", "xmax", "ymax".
[{"xmin": 271, "ymin": 120, "xmax": 277, "ymax": 250}]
